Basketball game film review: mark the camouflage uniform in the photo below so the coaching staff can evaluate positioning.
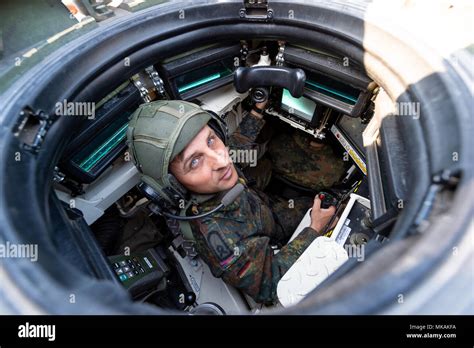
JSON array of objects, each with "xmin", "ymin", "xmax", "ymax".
[
  {"xmin": 189, "ymin": 182, "xmax": 320, "ymax": 304},
  {"xmin": 189, "ymin": 113, "xmax": 323, "ymax": 304}
]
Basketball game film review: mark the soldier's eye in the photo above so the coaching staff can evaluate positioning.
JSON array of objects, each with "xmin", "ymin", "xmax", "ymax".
[
  {"xmin": 207, "ymin": 135, "xmax": 215, "ymax": 147},
  {"xmin": 190, "ymin": 157, "xmax": 200, "ymax": 169}
]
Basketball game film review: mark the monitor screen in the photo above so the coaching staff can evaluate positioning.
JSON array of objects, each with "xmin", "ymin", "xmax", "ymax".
[
  {"xmin": 175, "ymin": 57, "xmax": 234, "ymax": 94},
  {"xmin": 280, "ymin": 88, "xmax": 317, "ymax": 122}
]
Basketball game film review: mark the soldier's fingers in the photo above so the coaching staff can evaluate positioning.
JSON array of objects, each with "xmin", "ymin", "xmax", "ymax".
[
  {"xmin": 313, "ymin": 197, "xmax": 322, "ymax": 210},
  {"xmin": 319, "ymin": 204, "xmax": 335, "ymax": 214},
  {"xmin": 255, "ymin": 100, "xmax": 268, "ymax": 109}
]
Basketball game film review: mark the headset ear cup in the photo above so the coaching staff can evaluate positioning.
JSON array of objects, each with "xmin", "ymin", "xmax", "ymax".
[
  {"xmin": 140, "ymin": 175, "xmax": 176, "ymax": 208},
  {"xmin": 208, "ymin": 120, "xmax": 225, "ymax": 143},
  {"xmin": 206, "ymin": 111, "xmax": 229, "ymax": 145},
  {"xmin": 167, "ymin": 173, "xmax": 188, "ymax": 201}
]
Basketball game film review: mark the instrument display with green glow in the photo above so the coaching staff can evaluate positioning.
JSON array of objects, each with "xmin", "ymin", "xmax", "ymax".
[
  {"xmin": 71, "ymin": 112, "xmax": 131, "ymax": 174},
  {"xmin": 176, "ymin": 57, "xmax": 234, "ymax": 95},
  {"xmin": 304, "ymin": 72, "xmax": 359, "ymax": 105},
  {"xmin": 305, "ymin": 79, "xmax": 358, "ymax": 105},
  {"xmin": 281, "ymin": 89, "xmax": 317, "ymax": 122}
]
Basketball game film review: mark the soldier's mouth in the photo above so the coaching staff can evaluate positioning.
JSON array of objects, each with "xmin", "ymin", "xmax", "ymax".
[{"xmin": 219, "ymin": 165, "xmax": 232, "ymax": 181}]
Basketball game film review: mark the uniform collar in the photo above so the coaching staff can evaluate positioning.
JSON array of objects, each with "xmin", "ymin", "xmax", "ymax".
[{"xmin": 189, "ymin": 177, "xmax": 247, "ymax": 214}]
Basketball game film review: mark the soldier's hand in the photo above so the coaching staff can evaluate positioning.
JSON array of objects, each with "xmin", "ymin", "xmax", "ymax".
[
  {"xmin": 255, "ymin": 100, "xmax": 268, "ymax": 110},
  {"xmin": 309, "ymin": 197, "xmax": 337, "ymax": 233},
  {"xmin": 250, "ymin": 100, "xmax": 268, "ymax": 119}
]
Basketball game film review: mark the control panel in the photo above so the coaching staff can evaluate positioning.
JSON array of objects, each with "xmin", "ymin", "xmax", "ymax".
[{"xmin": 109, "ymin": 248, "xmax": 169, "ymax": 299}]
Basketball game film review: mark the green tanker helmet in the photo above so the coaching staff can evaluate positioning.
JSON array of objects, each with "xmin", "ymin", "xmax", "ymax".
[{"xmin": 127, "ymin": 100, "xmax": 226, "ymax": 207}]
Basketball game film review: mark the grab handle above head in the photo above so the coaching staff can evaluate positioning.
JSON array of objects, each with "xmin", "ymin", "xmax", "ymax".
[{"xmin": 233, "ymin": 66, "xmax": 306, "ymax": 98}]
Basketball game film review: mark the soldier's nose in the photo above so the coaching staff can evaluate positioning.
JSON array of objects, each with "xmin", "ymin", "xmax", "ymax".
[{"xmin": 208, "ymin": 148, "xmax": 228, "ymax": 170}]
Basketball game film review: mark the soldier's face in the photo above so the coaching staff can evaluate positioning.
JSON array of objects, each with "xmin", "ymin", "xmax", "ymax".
[{"xmin": 170, "ymin": 125, "xmax": 238, "ymax": 194}]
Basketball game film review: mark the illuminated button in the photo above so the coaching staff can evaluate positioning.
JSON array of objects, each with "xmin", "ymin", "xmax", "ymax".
[
  {"xmin": 119, "ymin": 260, "xmax": 127, "ymax": 266},
  {"xmin": 119, "ymin": 274, "xmax": 128, "ymax": 282},
  {"xmin": 143, "ymin": 257, "xmax": 153, "ymax": 269},
  {"xmin": 123, "ymin": 266, "xmax": 130, "ymax": 272},
  {"xmin": 116, "ymin": 268, "xmax": 124, "ymax": 275}
]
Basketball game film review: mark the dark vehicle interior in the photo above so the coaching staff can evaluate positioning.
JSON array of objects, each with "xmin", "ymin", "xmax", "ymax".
[
  {"xmin": 0, "ymin": 0, "xmax": 471, "ymax": 315},
  {"xmin": 49, "ymin": 38, "xmax": 403, "ymax": 313},
  {"xmin": 54, "ymin": 40, "xmax": 382, "ymax": 313}
]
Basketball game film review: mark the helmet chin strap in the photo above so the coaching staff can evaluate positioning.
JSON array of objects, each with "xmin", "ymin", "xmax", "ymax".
[{"xmin": 160, "ymin": 183, "xmax": 245, "ymax": 220}]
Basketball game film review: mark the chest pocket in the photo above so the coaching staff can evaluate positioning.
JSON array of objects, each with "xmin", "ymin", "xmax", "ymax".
[
  {"xmin": 245, "ymin": 189, "xmax": 275, "ymax": 236},
  {"xmin": 196, "ymin": 189, "xmax": 276, "ymax": 257},
  {"xmin": 208, "ymin": 190, "xmax": 262, "ymax": 239}
]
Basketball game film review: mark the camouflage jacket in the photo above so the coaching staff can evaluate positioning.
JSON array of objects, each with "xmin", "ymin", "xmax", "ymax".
[{"xmin": 189, "ymin": 113, "xmax": 321, "ymax": 304}]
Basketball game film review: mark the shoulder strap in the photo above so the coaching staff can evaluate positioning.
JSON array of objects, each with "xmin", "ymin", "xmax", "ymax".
[
  {"xmin": 178, "ymin": 204, "xmax": 196, "ymax": 242},
  {"xmin": 178, "ymin": 219, "xmax": 195, "ymax": 242}
]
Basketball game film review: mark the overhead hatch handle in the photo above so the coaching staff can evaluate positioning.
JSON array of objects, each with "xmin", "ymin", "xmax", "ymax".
[
  {"xmin": 240, "ymin": 0, "xmax": 273, "ymax": 20},
  {"xmin": 234, "ymin": 66, "xmax": 306, "ymax": 98},
  {"xmin": 13, "ymin": 107, "xmax": 59, "ymax": 154}
]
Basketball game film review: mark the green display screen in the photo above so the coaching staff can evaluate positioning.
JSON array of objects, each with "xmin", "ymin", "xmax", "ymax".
[
  {"xmin": 305, "ymin": 76, "xmax": 359, "ymax": 105},
  {"xmin": 281, "ymin": 89, "xmax": 317, "ymax": 121},
  {"xmin": 176, "ymin": 57, "xmax": 234, "ymax": 94},
  {"xmin": 178, "ymin": 72, "xmax": 224, "ymax": 93},
  {"xmin": 72, "ymin": 112, "xmax": 131, "ymax": 173}
]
